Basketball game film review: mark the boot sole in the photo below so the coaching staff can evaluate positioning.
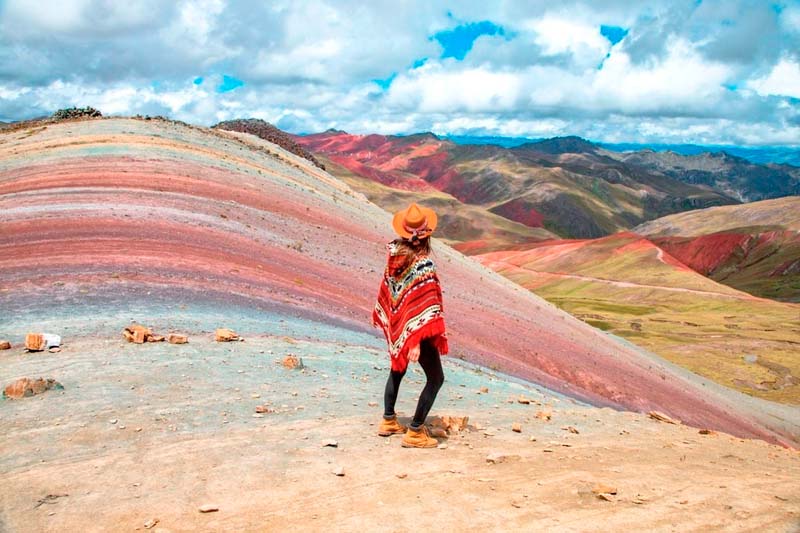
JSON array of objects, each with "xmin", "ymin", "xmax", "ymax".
[
  {"xmin": 377, "ymin": 430, "xmax": 405, "ymax": 437},
  {"xmin": 401, "ymin": 441, "xmax": 438, "ymax": 448}
]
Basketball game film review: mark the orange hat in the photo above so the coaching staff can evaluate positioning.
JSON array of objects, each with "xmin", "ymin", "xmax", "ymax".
[{"xmin": 392, "ymin": 202, "xmax": 438, "ymax": 240}]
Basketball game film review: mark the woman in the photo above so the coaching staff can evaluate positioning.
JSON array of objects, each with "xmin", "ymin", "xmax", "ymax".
[{"xmin": 372, "ymin": 202, "xmax": 449, "ymax": 448}]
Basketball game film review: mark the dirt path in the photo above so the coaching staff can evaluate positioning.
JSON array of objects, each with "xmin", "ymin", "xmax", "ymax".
[{"xmin": 1, "ymin": 336, "xmax": 798, "ymax": 532}]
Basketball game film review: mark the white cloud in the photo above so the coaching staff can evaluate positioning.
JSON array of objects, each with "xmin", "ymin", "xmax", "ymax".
[
  {"xmin": 0, "ymin": 1, "xmax": 798, "ymax": 146},
  {"xmin": 526, "ymin": 15, "xmax": 610, "ymax": 68},
  {"xmin": 747, "ymin": 57, "xmax": 800, "ymax": 99}
]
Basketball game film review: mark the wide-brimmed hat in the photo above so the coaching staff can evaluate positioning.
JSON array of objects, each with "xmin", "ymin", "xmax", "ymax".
[{"xmin": 392, "ymin": 202, "xmax": 438, "ymax": 240}]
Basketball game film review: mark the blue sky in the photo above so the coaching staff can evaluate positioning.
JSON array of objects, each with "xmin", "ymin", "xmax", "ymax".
[{"xmin": 0, "ymin": 0, "xmax": 799, "ymax": 146}]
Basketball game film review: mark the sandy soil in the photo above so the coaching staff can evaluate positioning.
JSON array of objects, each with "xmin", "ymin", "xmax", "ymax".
[{"xmin": 1, "ymin": 335, "xmax": 798, "ymax": 532}]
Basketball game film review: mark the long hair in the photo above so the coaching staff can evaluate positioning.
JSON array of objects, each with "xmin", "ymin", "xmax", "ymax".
[{"xmin": 393, "ymin": 236, "xmax": 431, "ymax": 262}]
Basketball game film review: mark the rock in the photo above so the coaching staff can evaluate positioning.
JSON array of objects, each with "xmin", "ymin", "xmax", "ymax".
[
  {"xmin": 429, "ymin": 415, "xmax": 469, "ymax": 434},
  {"xmin": 535, "ymin": 411, "xmax": 552, "ymax": 421},
  {"xmin": 215, "ymin": 328, "xmax": 239, "ymax": 342},
  {"xmin": 648, "ymin": 411, "xmax": 681, "ymax": 425},
  {"xmin": 562, "ymin": 426, "xmax": 580, "ymax": 434},
  {"xmin": 146, "ymin": 335, "xmax": 165, "ymax": 343},
  {"xmin": 437, "ymin": 443, "xmax": 448, "ymax": 449},
  {"xmin": 282, "ymin": 354, "xmax": 303, "ymax": 369},
  {"xmin": 699, "ymin": 429, "xmax": 716, "ymax": 435},
  {"xmin": 198, "ymin": 504, "xmax": 219, "ymax": 513},
  {"xmin": 512, "ymin": 423, "xmax": 522, "ymax": 433},
  {"xmin": 479, "ymin": 386, "xmax": 489, "ymax": 393},
  {"xmin": 144, "ymin": 518, "xmax": 159, "ymax": 529},
  {"xmin": 123, "ymin": 324, "xmax": 151, "ymax": 344},
  {"xmin": 322, "ymin": 439, "xmax": 338, "ymax": 448},
  {"xmin": 332, "ymin": 467, "xmax": 345, "ymax": 476},
  {"xmin": 48, "ymin": 347, "xmax": 61, "ymax": 353},
  {"xmin": 3, "ymin": 377, "xmax": 63, "ymax": 399},
  {"xmin": 396, "ymin": 473, "xmax": 407, "ymax": 479},
  {"xmin": 597, "ymin": 493, "xmax": 615, "ymax": 502},
  {"xmin": 592, "ymin": 483, "xmax": 618, "ymax": 495},
  {"xmin": 168, "ymin": 334, "xmax": 188, "ymax": 344},
  {"xmin": 25, "ymin": 333, "xmax": 46, "ymax": 351},
  {"xmin": 368, "ymin": 401, "xmax": 378, "ymax": 407},
  {"xmin": 517, "ymin": 395, "xmax": 531, "ymax": 405},
  {"xmin": 486, "ymin": 452, "xmax": 520, "ymax": 464},
  {"xmin": 430, "ymin": 427, "xmax": 448, "ymax": 439},
  {"xmin": 254, "ymin": 405, "xmax": 274, "ymax": 414},
  {"xmin": 110, "ymin": 419, "xmax": 118, "ymax": 424},
  {"xmin": 0, "ymin": 340, "xmax": 11, "ymax": 350}
]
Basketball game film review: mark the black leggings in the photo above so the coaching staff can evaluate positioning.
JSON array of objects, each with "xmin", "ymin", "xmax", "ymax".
[{"xmin": 383, "ymin": 338, "xmax": 444, "ymax": 428}]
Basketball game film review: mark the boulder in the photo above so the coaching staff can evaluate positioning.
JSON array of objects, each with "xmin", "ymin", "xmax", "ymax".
[
  {"xmin": 3, "ymin": 377, "xmax": 63, "ymax": 399},
  {"xmin": 0, "ymin": 340, "xmax": 10, "ymax": 350}
]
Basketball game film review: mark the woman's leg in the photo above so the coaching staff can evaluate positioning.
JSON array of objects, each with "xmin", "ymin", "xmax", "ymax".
[
  {"xmin": 383, "ymin": 369, "xmax": 406, "ymax": 419},
  {"xmin": 410, "ymin": 339, "xmax": 445, "ymax": 428}
]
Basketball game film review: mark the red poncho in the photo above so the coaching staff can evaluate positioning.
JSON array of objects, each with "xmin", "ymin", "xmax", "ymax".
[{"xmin": 372, "ymin": 242, "xmax": 449, "ymax": 372}]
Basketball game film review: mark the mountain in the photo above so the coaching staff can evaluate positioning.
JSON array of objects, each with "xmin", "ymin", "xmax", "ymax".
[
  {"xmin": 475, "ymin": 232, "xmax": 800, "ymax": 404},
  {"xmin": 612, "ymin": 149, "xmax": 800, "ymax": 202},
  {"xmin": 1, "ymin": 117, "xmax": 796, "ymax": 447},
  {"xmin": 445, "ymin": 136, "xmax": 800, "ymax": 167},
  {"xmin": 295, "ymin": 131, "xmax": 738, "ymax": 240},
  {"xmin": 634, "ymin": 197, "xmax": 800, "ymax": 302}
]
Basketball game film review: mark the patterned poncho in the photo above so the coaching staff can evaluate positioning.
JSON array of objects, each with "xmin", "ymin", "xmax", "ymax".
[{"xmin": 373, "ymin": 241, "xmax": 449, "ymax": 372}]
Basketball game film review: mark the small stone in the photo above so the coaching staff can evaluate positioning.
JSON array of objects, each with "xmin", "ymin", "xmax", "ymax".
[
  {"xmin": 479, "ymin": 386, "xmax": 489, "ymax": 394},
  {"xmin": 699, "ymin": 429, "xmax": 716, "ymax": 435},
  {"xmin": 396, "ymin": 473, "xmax": 407, "ymax": 479},
  {"xmin": 25, "ymin": 333, "xmax": 46, "ymax": 351},
  {"xmin": 648, "ymin": 411, "xmax": 680, "ymax": 425},
  {"xmin": 517, "ymin": 396, "xmax": 531, "ymax": 405},
  {"xmin": 562, "ymin": 426, "xmax": 579, "ymax": 434},
  {"xmin": 254, "ymin": 405, "xmax": 273, "ymax": 414},
  {"xmin": 597, "ymin": 493, "xmax": 614, "ymax": 501},
  {"xmin": 322, "ymin": 439, "xmax": 338, "ymax": 448},
  {"xmin": 251, "ymin": 393, "xmax": 261, "ymax": 399},
  {"xmin": 48, "ymin": 346, "xmax": 61, "ymax": 353},
  {"xmin": 430, "ymin": 427, "xmax": 448, "ymax": 439},
  {"xmin": 512, "ymin": 423, "xmax": 522, "ymax": 433},
  {"xmin": 0, "ymin": 340, "xmax": 10, "ymax": 350},
  {"xmin": 368, "ymin": 401, "xmax": 378, "ymax": 407},
  {"xmin": 146, "ymin": 335, "xmax": 165, "ymax": 343},
  {"xmin": 110, "ymin": 419, "xmax": 118, "ymax": 424},
  {"xmin": 123, "ymin": 324, "xmax": 151, "ymax": 344},
  {"xmin": 332, "ymin": 467, "xmax": 345, "ymax": 476},
  {"xmin": 529, "ymin": 436, "xmax": 537, "ymax": 442},
  {"xmin": 252, "ymin": 413, "xmax": 264, "ymax": 418},
  {"xmin": 215, "ymin": 328, "xmax": 239, "ymax": 342},
  {"xmin": 144, "ymin": 518, "xmax": 159, "ymax": 529},
  {"xmin": 535, "ymin": 411, "xmax": 552, "ymax": 421},
  {"xmin": 592, "ymin": 483, "xmax": 618, "ymax": 495},
  {"xmin": 198, "ymin": 505, "xmax": 218, "ymax": 513},
  {"xmin": 437, "ymin": 443, "xmax": 448, "ymax": 449},
  {"xmin": 486, "ymin": 452, "xmax": 519, "ymax": 464},
  {"xmin": 282, "ymin": 354, "xmax": 303, "ymax": 370},
  {"xmin": 3, "ymin": 377, "xmax": 63, "ymax": 399},
  {"xmin": 168, "ymin": 334, "xmax": 188, "ymax": 344}
]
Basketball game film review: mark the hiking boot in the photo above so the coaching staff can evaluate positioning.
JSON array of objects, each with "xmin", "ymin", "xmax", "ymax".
[
  {"xmin": 401, "ymin": 425, "xmax": 438, "ymax": 448},
  {"xmin": 378, "ymin": 415, "xmax": 406, "ymax": 436}
]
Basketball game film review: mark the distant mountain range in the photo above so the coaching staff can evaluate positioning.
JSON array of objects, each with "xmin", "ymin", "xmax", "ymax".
[
  {"xmin": 294, "ymin": 131, "xmax": 799, "ymax": 240},
  {"xmin": 445, "ymin": 135, "xmax": 800, "ymax": 167}
]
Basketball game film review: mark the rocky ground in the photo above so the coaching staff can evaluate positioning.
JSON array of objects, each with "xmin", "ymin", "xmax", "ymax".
[{"xmin": 1, "ymin": 332, "xmax": 798, "ymax": 532}]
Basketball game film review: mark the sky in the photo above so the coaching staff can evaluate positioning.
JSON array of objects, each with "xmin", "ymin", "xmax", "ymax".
[{"xmin": 1, "ymin": 0, "xmax": 799, "ymax": 146}]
